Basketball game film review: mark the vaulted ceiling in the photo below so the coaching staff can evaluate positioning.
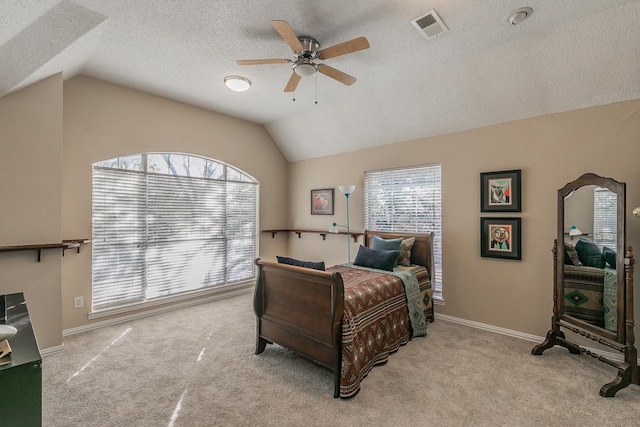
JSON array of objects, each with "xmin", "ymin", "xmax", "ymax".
[{"xmin": 3, "ymin": 1, "xmax": 639, "ymax": 161}]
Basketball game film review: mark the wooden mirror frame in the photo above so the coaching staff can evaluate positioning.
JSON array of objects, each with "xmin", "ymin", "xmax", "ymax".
[
  {"xmin": 559, "ymin": 174, "xmax": 625, "ymax": 341},
  {"xmin": 532, "ymin": 173, "xmax": 638, "ymax": 397}
]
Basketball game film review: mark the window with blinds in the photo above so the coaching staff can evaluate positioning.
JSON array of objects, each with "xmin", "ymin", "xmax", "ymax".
[
  {"xmin": 593, "ymin": 187, "xmax": 617, "ymax": 249},
  {"xmin": 364, "ymin": 164, "xmax": 443, "ymax": 298},
  {"xmin": 92, "ymin": 153, "xmax": 258, "ymax": 311}
]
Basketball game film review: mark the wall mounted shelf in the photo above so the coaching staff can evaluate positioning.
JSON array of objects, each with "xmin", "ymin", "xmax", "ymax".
[
  {"xmin": 62, "ymin": 239, "xmax": 92, "ymax": 255},
  {"xmin": 262, "ymin": 229, "xmax": 362, "ymax": 242},
  {"xmin": 0, "ymin": 239, "xmax": 91, "ymax": 262}
]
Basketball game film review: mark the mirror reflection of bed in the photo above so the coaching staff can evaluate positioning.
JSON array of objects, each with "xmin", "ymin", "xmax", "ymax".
[{"xmin": 563, "ymin": 185, "xmax": 617, "ymax": 333}]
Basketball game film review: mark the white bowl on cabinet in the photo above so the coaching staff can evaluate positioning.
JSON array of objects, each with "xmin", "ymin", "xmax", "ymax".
[{"xmin": 0, "ymin": 324, "xmax": 17, "ymax": 341}]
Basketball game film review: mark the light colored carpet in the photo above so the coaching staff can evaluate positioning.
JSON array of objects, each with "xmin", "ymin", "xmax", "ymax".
[{"xmin": 42, "ymin": 292, "xmax": 640, "ymax": 426}]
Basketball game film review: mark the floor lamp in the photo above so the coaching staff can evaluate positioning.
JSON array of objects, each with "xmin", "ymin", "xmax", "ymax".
[{"xmin": 329, "ymin": 185, "xmax": 356, "ymax": 263}]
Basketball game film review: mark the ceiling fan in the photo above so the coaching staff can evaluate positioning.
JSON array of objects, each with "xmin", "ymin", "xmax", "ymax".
[{"xmin": 237, "ymin": 20, "xmax": 370, "ymax": 92}]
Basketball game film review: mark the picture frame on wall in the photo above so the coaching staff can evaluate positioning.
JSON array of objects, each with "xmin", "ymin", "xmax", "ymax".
[
  {"xmin": 311, "ymin": 188, "xmax": 334, "ymax": 215},
  {"xmin": 480, "ymin": 169, "xmax": 521, "ymax": 212},
  {"xmin": 480, "ymin": 217, "xmax": 522, "ymax": 260}
]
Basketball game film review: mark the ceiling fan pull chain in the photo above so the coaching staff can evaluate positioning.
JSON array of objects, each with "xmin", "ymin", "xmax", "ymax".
[{"xmin": 315, "ymin": 73, "xmax": 318, "ymax": 104}]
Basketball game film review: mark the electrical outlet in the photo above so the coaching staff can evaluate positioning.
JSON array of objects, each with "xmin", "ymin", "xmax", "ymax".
[{"xmin": 74, "ymin": 296, "xmax": 83, "ymax": 309}]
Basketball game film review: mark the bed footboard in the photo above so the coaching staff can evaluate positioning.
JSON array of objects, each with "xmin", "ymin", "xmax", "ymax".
[{"xmin": 253, "ymin": 258, "xmax": 345, "ymax": 397}]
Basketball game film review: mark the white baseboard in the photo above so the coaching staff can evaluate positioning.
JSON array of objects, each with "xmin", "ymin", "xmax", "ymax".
[
  {"xmin": 40, "ymin": 287, "xmax": 250, "ymax": 355},
  {"xmin": 42, "ymin": 292, "xmax": 624, "ymax": 365},
  {"xmin": 62, "ymin": 286, "xmax": 253, "ymax": 337},
  {"xmin": 435, "ymin": 312, "xmax": 624, "ymax": 363},
  {"xmin": 40, "ymin": 343, "xmax": 64, "ymax": 357}
]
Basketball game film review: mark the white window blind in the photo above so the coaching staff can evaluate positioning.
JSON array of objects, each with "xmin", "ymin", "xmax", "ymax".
[
  {"xmin": 593, "ymin": 187, "xmax": 617, "ymax": 249},
  {"xmin": 364, "ymin": 164, "xmax": 443, "ymax": 298},
  {"xmin": 92, "ymin": 153, "xmax": 257, "ymax": 311}
]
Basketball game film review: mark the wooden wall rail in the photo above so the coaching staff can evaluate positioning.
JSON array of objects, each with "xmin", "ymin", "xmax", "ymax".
[
  {"xmin": 0, "ymin": 239, "xmax": 91, "ymax": 262},
  {"xmin": 262, "ymin": 229, "xmax": 362, "ymax": 242}
]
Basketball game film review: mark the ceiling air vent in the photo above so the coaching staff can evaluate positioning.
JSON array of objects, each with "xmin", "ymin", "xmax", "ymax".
[{"xmin": 411, "ymin": 10, "xmax": 448, "ymax": 40}]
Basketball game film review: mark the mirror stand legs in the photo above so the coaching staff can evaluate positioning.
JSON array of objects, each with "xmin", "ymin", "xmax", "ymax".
[
  {"xmin": 531, "ymin": 324, "xmax": 581, "ymax": 355},
  {"xmin": 600, "ymin": 363, "xmax": 632, "ymax": 397},
  {"xmin": 532, "ymin": 319, "xmax": 639, "ymax": 397}
]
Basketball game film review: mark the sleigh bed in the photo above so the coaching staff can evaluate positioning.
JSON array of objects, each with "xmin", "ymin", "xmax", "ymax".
[{"xmin": 253, "ymin": 230, "xmax": 435, "ymax": 398}]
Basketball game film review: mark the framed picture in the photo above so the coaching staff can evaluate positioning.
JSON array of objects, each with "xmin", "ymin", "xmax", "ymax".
[
  {"xmin": 480, "ymin": 169, "xmax": 521, "ymax": 212},
  {"xmin": 480, "ymin": 217, "xmax": 522, "ymax": 260},
  {"xmin": 311, "ymin": 188, "xmax": 334, "ymax": 215}
]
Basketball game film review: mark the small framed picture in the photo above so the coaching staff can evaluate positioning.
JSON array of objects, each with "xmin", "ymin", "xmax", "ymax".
[
  {"xmin": 480, "ymin": 169, "xmax": 521, "ymax": 212},
  {"xmin": 480, "ymin": 217, "xmax": 522, "ymax": 260},
  {"xmin": 311, "ymin": 188, "xmax": 334, "ymax": 215}
]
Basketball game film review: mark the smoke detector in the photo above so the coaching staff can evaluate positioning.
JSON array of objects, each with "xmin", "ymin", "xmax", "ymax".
[{"xmin": 411, "ymin": 10, "xmax": 448, "ymax": 40}]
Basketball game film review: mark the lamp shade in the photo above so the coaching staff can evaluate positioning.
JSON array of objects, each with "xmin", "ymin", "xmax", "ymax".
[
  {"xmin": 568, "ymin": 225, "xmax": 582, "ymax": 236},
  {"xmin": 328, "ymin": 223, "xmax": 339, "ymax": 233},
  {"xmin": 293, "ymin": 61, "xmax": 318, "ymax": 77},
  {"xmin": 339, "ymin": 185, "xmax": 355, "ymax": 195}
]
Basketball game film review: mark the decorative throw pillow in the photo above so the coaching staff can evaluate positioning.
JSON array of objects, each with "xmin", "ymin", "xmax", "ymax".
[
  {"xmin": 574, "ymin": 237, "xmax": 605, "ymax": 268},
  {"xmin": 371, "ymin": 235, "xmax": 403, "ymax": 251},
  {"xmin": 370, "ymin": 235, "xmax": 416, "ymax": 266},
  {"xmin": 602, "ymin": 246, "xmax": 617, "ymax": 269},
  {"xmin": 398, "ymin": 237, "xmax": 415, "ymax": 266},
  {"xmin": 353, "ymin": 245, "xmax": 400, "ymax": 271},
  {"xmin": 276, "ymin": 256, "xmax": 325, "ymax": 271},
  {"xmin": 563, "ymin": 243, "xmax": 582, "ymax": 266}
]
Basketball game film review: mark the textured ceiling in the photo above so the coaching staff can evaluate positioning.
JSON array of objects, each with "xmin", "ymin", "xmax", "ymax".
[{"xmin": 2, "ymin": 0, "xmax": 639, "ymax": 161}]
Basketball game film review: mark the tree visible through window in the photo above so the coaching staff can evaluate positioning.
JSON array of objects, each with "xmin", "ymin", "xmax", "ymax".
[
  {"xmin": 364, "ymin": 164, "xmax": 443, "ymax": 299},
  {"xmin": 92, "ymin": 153, "xmax": 258, "ymax": 311}
]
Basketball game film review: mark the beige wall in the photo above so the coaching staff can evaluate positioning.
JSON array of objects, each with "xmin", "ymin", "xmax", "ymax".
[
  {"xmin": 62, "ymin": 76, "xmax": 288, "ymax": 331},
  {"xmin": 1, "ymin": 75, "xmax": 288, "ymax": 350},
  {"xmin": 3, "ymin": 72, "xmax": 640, "ymax": 352},
  {"xmin": 286, "ymin": 99, "xmax": 640, "ymax": 340},
  {"xmin": 0, "ymin": 74, "xmax": 63, "ymax": 350}
]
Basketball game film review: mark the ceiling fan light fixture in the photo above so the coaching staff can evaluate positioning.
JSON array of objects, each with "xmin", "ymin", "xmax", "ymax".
[
  {"xmin": 224, "ymin": 75, "xmax": 251, "ymax": 92},
  {"xmin": 293, "ymin": 61, "xmax": 318, "ymax": 77},
  {"xmin": 236, "ymin": 20, "xmax": 369, "ymax": 91}
]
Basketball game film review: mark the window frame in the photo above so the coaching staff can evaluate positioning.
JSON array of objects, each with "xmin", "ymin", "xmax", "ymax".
[
  {"xmin": 364, "ymin": 163, "xmax": 443, "ymax": 301},
  {"xmin": 90, "ymin": 152, "xmax": 258, "ymax": 315}
]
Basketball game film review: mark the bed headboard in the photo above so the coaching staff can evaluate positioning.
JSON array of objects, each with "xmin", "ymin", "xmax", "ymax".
[{"xmin": 364, "ymin": 230, "xmax": 435, "ymax": 280}]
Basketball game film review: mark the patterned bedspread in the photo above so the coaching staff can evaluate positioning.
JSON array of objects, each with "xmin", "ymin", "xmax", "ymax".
[{"xmin": 327, "ymin": 265, "xmax": 430, "ymax": 398}]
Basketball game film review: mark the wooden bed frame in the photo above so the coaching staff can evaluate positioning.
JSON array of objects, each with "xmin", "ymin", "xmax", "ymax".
[{"xmin": 253, "ymin": 230, "xmax": 435, "ymax": 398}]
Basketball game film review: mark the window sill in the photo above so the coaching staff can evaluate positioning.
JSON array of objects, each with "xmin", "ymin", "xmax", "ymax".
[{"xmin": 88, "ymin": 280, "xmax": 254, "ymax": 320}]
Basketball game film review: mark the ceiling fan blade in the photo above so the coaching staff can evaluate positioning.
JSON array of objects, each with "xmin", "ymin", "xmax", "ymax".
[
  {"xmin": 318, "ymin": 64, "xmax": 357, "ymax": 86},
  {"xmin": 236, "ymin": 59, "xmax": 290, "ymax": 65},
  {"xmin": 272, "ymin": 20, "xmax": 304, "ymax": 52},
  {"xmin": 284, "ymin": 72, "xmax": 301, "ymax": 92},
  {"xmin": 317, "ymin": 37, "xmax": 370, "ymax": 60}
]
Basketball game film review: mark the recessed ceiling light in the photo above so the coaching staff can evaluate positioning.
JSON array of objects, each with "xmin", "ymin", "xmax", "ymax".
[
  {"xmin": 506, "ymin": 7, "xmax": 533, "ymax": 25},
  {"xmin": 224, "ymin": 75, "xmax": 251, "ymax": 92}
]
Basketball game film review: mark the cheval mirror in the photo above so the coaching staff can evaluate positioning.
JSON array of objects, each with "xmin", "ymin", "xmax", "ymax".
[{"xmin": 532, "ymin": 173, "xmax": 638, "ymax": 397}]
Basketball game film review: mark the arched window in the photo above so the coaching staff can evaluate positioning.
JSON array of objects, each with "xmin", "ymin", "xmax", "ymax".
[{"xmin": 91, "ymin": 153, "xmax": 258, "ymax": 311}]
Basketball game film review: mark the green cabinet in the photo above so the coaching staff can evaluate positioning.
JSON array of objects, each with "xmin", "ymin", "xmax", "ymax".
[{"xmin": 0, "ymin": 293, "xmax": 42, "ymax": 427}]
